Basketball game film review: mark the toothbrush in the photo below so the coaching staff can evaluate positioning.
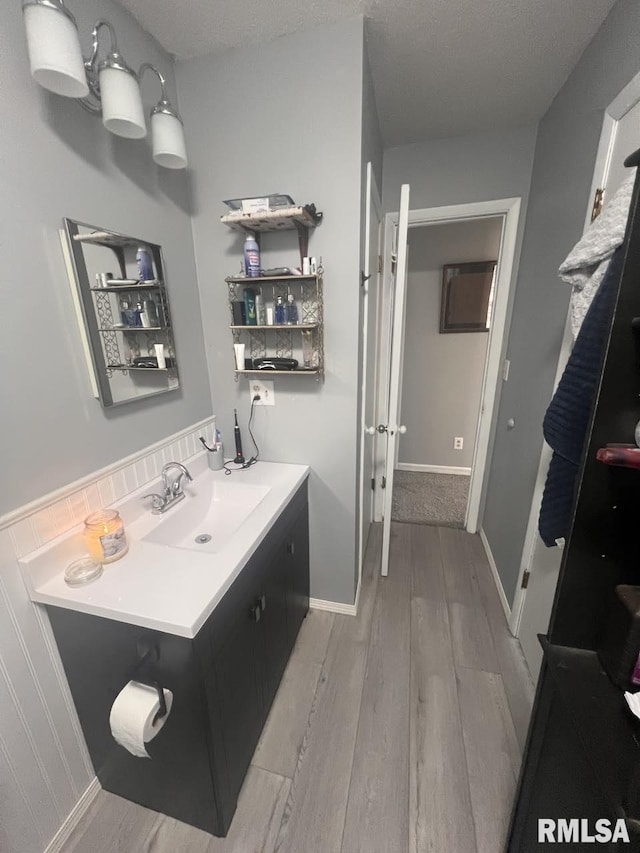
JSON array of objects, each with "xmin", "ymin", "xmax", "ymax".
[{"xmin": 233, "ymin": 409, "xmax": 245, "ymax": 464}]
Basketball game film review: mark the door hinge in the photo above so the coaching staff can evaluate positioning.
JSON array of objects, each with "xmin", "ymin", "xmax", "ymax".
[
  {"xmin": 381, "ymin": 476, "xmax": 387, "ymax": 489},
  {"xmin": 377, "ymin": 255, "xmax": 383, "ymax": 274},
  {"xmin": 591, "ymin": 187, "xmax": 605, "ymax": 222},
  {"xmin": 521, "ymin": 570, "xmax": 530, "ymax": 590},
  {"xmin": 371, "ymin": 477, "xmax": 376, "ymax": 491}
]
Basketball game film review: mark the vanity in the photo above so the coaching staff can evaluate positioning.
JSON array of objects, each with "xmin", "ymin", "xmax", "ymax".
[{"xmin": 20, "ymin": 458, "xmax": 310, "ymax": 837}]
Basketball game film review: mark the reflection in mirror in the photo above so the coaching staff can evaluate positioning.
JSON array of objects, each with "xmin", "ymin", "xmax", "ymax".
[
  {"xmin": 440, "ymin": 260, "xmax": 497, "ymax": 333},
  {"xmin": 62, "ymin": 219, "xmax": 179, "ymax": 408}
]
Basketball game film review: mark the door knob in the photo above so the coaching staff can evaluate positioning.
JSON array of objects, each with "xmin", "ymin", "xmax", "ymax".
[
  {"xmin": 365, "ymin": 426, "xmax": 376, "ymax": 435},
  {"xmin": 398, "ymin": 425, "xmax": 407, "ymax": 434},
  {"xmin": 376, "ymin": 424, "xmax": 388, "ymax": 434}
]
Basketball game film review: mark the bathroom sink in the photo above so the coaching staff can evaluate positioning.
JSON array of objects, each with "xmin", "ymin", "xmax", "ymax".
[{"xmin": 143, "ymin": 478, "xmax": 270, "ymax": 553}]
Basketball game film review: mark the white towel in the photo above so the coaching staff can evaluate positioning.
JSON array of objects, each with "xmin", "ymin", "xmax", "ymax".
[{"xmin": 559, "ymin": 169, "xmax": 636, "ymax": 338}]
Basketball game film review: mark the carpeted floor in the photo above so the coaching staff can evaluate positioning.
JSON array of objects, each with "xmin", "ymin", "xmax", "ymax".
[{"xmin": 391, "ymin": 470, "xmax": 469, "ymax": 527}]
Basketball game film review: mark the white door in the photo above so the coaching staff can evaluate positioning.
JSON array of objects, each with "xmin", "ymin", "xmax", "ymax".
[
  {"xmin": 603, "ymin": 97, "xmax": 640, "ymax": 202},
  {"xmin": 357, "ymin": 163, "xmax": 382, "ymax": 583},
  {"xmin": 380, "ymin": 184, "xmax": 410, "ymax": 577},
  {"xmin": 514, "ymin": 78, "xmax": 640, "ymax": 677}
]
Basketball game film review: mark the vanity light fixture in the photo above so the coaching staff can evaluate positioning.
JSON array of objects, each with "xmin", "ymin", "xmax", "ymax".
[{"xmin": 22, "ymin": 0, "xmax": 188, "ymax": 169}]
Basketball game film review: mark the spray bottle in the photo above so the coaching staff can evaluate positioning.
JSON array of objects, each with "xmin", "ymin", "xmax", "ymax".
[{"xmin": 243, "ymin": 232, "xmax": 260, "ymax": 277}]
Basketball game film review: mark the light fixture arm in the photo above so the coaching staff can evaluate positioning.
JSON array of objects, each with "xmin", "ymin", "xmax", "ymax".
[
  {"xmin": 86, "ymin": 20, "xmax": 118, "ymax": 71},
  {"xmin": 138, "ymin": 63, "xmax": 183, "ymax": 124},
  {"xmin": 78, "ymin": 20, "xmax": 135, "ymax": 115},
  {"xmin": 139, "ymin": 63, "xmax": 168, "ymax": 102}
]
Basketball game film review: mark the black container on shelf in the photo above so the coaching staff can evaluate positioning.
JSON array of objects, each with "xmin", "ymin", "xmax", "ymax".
[{"xmin": 231, "ymin": 301, "xmax": 246, "ymax": 325}]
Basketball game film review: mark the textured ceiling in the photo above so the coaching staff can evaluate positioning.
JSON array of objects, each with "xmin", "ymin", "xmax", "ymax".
[{"xmin": 117, "ymin": 0, "xmax": 617, "ymax": 146}]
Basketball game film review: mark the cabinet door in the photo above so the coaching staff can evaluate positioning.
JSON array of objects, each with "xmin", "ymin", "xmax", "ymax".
[
  {"xmin": 209, "ymin": 587, "xmax": 264, "ymax": 810},
  {"xmin": 258, "ymin": 542, "xmax": 291, "ymax": 710},
  {"xmin": 286, "ymin": 501, "xmax": 310, "ymax": 647}
]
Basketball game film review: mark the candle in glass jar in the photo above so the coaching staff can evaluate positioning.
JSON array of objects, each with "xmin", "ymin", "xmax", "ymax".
[{"xmin": 83, "ymin": 509, "xmax": 128, "ymax": 564}]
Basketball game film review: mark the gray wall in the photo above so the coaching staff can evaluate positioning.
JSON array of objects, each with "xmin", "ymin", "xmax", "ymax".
[
  {"xmin": 1, "ymin": 4, "xmax": 211, "ymax": 852},
  {"xmin": 382, "ymin": 126, "xmax": 538, "ymax": 212},
  {"xmin": 361, "ymin": 31, "xmax": 384, "ymax": 191},
  {"xmin": 176, "ymin": 18, "xmax": 365, "ymax": 605},
  {"xmin": 1, "ymin": 0, "xmax": 211, "ymax": 518},
  {"xmin": 399, "ymin": 218, "xmax": 502, "ymax": 469},
  {"xmin": 482, "ymin": 0, "xmax": 640, "ymax": 606}
]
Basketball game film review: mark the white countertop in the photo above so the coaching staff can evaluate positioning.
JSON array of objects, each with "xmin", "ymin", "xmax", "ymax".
[{"xmin": 19, "ymin": 456, "xmax": 309, "ymax": 638}]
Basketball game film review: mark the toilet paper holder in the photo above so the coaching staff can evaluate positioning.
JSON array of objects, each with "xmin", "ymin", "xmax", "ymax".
[
  {"xmin": 132, "ymin": 645, "xmax": 168, "ymax": 724},
  {"xmin": 138, "ymin": 680, "xmax": 167, "ymax": 725}
]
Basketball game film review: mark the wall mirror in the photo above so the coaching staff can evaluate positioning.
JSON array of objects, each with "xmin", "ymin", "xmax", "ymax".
[
  {"xmin": 440, "ymin": 260, "xmax": 497, "ymax": 333},
  {"xmin": 62, "ymin": 219, "xmax": 179, "ymax": 408}
]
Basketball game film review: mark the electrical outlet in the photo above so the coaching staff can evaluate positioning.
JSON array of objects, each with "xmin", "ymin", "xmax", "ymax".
[
  {"xmin": 454, "ymin": 436, "xmax": 464, "ymax": 450},
  {"xmin": 250, "ymin": 379, "xmax": 275, "ymax": 406}
]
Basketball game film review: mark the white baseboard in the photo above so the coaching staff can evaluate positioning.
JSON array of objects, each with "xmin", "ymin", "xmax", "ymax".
[
  {"xmin": 44, "ymin": 777, "xmax": 101, "ymax": 853},
  {"xmin": 310, "ymin": 597, "xmax": 357, "ymax": 616},
  {"xmin": 479, "ymin": 528, "xmax": 512, "ymax": 624},
  {"xmin": 352, "ymin": 574, "xmax": 361, "ymax": 616},
  {"xmin": 396, "ymin": 463, "xmax": 471, "ymax": 476}
]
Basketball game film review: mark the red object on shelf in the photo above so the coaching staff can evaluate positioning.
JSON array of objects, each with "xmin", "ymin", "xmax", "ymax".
[{"xmin": 596, "ymin": 445, "xmax": 640, "ymax": 469}]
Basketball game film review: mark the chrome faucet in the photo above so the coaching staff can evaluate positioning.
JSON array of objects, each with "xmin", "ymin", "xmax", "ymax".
[{"xmin": 143, "ymin": 461, "xmax": 193, "ymax": 514}]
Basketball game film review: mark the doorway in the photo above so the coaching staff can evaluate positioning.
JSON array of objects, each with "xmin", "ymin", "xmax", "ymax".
[
  {"xmin": 372, "ymin": 196, "xmax": 521, "ymax": 580},
  {"xmin": 391, "ymin": 217, "xmax": 503, "ymax": 529}
]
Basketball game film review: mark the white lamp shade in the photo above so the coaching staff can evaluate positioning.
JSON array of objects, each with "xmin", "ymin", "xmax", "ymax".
[
  {"xmin": 99, "ymin": 65, "xmax": 146, "ymax": 139},
  {"xmin": 151, "ymin": 111, "xmax": 188, "ymax": 169},
  {"xmin": 23, "ymin": 3, "xmax": 89, "ymax": 98}
]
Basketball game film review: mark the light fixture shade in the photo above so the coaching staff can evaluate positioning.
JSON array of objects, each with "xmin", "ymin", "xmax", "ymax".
[
  {"xmin": 23, "ymin": 3, "xmax": 89, "ymax": 98},
  {"xmin": 151, "ymin": 111, "xmax": 188, "ymax": 169},
  {"xmin": 99, "ymin": 65, "xmax": 146, "ymax": 139}
]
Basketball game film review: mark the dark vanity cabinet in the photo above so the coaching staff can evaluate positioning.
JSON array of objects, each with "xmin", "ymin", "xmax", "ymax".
[
  {"xmin": 507, "ymin": 164, "xmax": 640, "ymax": 850},
  {"xmin": 46, "ymin": 481, "xmax": 309, "ymax": 837}
]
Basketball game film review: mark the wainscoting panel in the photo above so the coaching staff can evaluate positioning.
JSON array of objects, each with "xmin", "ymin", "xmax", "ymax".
[{"xmin": 0, "ymin": 417, "xmax": 214, "ymax": 853}]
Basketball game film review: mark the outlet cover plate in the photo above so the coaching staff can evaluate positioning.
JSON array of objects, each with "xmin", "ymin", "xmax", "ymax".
[
  {"xmin": 454, "ymin": 436, "xmax": 464, "ymax": 450},
  {"xmin": 249, "ymin": 379, "xmax": 275, "ymax": 406}
]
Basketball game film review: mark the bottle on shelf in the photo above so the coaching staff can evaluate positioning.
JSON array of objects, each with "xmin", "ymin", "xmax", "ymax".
[
  {"xmin": 243, "ymin": 232, "xmax": 260, "ymax": 278},
  {"xmin": 286, "ymin": 293, "xmax": 299, "ymax": 325},
  {"xmin": 243, "ymin": 287, "xmax": 257, "ymax": 325},
  {"xmin": 274, "ymin": 295, "xmax": 286, "ymax": 325},
  {"xmin": 302, "ymin": 329, "xmax": 314, "ymax": 368},
  {"xmin": 255, "ymin": 292, "xmax": 266, "ymax": 325},
  {"xmin": 143, "ymin": 297, "xmax": 159, "ymax": 327},
  {"xmin": 136, "ymin": 247, "xmax": 154, "ymax": 281},
  {"xmin": 119, "ymin": 297, "xmax": 137, "ymax": 327},
  {"xmin": 134, "ymin": 301, "xmax": 144, "ymax": 327}
]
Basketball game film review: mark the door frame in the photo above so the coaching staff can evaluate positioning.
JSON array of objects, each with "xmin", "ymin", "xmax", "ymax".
[
  {"xmin": 509, "ymin": 68, "xmax": 640, "ymax": 637},
  {"xmin": 375, "ymin": 197, "xmax": 521, "ymax": 534},
  {"xmin": 356, "ymin": 162, "xmax": 382, "ymax": 594}
]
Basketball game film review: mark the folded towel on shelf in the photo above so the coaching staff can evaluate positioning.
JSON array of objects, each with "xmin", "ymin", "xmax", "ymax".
[
  {"xmin": 539, "ymin": 248, "xmax": 623, "ymax": 547},
  {"xmin": 559, "ymin": 170, "xmax": 635, "ymax": 339}
]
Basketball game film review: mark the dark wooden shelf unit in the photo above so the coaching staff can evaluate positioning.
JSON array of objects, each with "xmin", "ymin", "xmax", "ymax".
[{"xmin": 508, "ymin": 166, "xmax": 640, "ymax": 851}]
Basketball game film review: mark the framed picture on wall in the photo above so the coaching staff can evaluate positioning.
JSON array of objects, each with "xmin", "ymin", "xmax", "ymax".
[{"xmin": 440, "ymin": 260, "xmax": 497, "ymax": 333}]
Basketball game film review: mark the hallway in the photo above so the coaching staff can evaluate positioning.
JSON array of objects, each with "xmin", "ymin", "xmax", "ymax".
[{"xmin": 60, "ymin": 523, "xmax": 535, "ymax": 853}]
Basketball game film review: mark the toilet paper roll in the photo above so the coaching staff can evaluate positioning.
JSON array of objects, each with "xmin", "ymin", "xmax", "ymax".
[{"xmin": 109, "ymin": 680, "xmax": 173, "ymax": 758}]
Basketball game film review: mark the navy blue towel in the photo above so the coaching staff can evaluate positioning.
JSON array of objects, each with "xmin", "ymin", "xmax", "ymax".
[{"xmin": 538, "ymin": 248, "xmax": 623, "ymax": 547}]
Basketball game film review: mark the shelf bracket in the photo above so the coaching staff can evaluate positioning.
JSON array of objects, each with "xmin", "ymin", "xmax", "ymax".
[{"xmin": 294, "ymin": 221, "xmax": 309, "ymax": 264}]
